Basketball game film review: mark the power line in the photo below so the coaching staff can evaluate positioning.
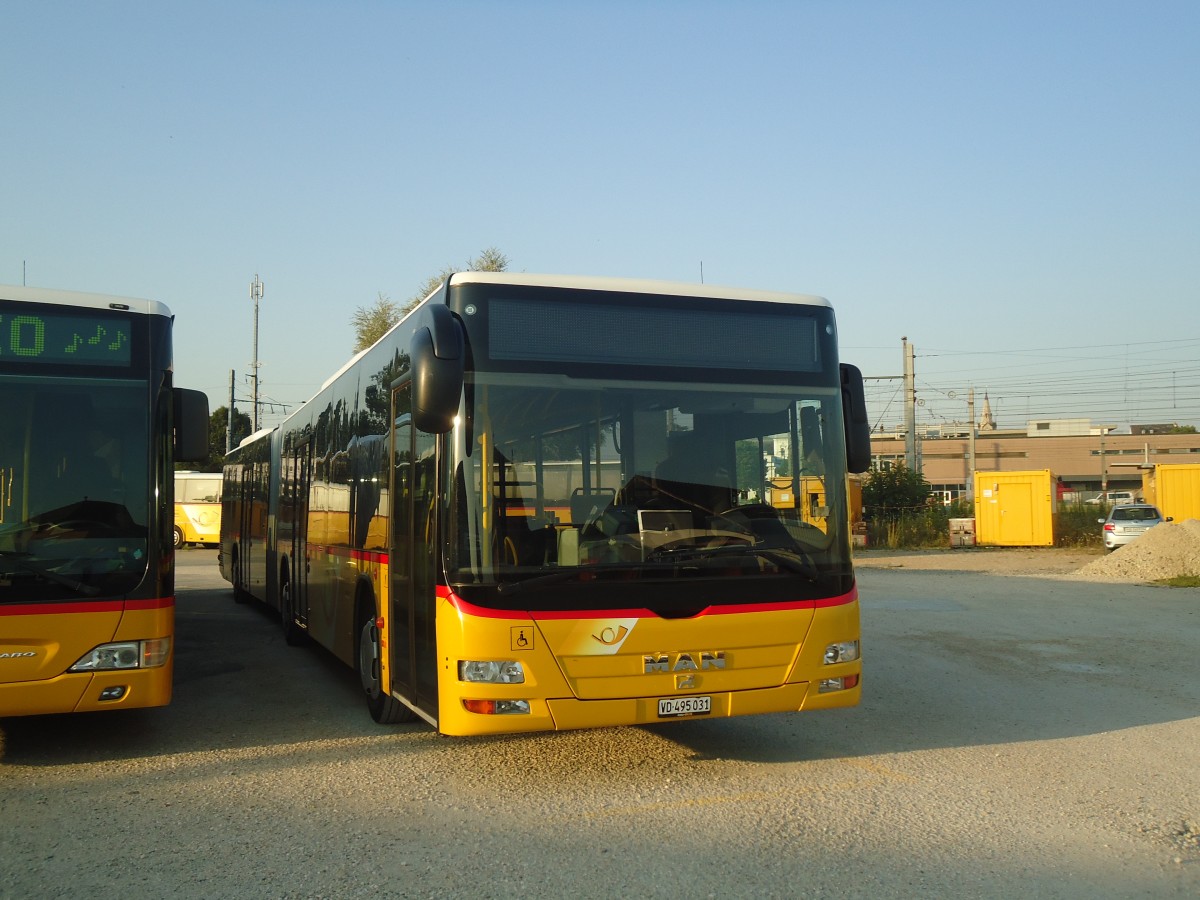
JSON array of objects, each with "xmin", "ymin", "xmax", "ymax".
[{"xmin": 862, "ymin": 336, "xmax": 1200, "ymax": 431}]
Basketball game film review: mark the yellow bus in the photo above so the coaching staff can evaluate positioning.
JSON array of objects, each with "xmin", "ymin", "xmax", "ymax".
[
  {"xmin": 220, "ymin": 273, "xmax": 871, "ymax": 736},
  {"xmin": 218, "ymin": 428, "xmax": 275, "ymax": 605},
  {"xmin": 173, "ymin": 470, "xmax": 223, "ymax": 548},
  {"xmin": 0, "ymin": 284, "xmax": 208, "ymax": 717}
]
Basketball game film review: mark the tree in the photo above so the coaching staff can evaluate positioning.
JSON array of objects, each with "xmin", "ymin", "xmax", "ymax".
[
  {"xmin": 401, "ymin": 246, "xmax": 510, "ymax": 316},
  {"xmin": 351, "ymin": 248, "xmax": 510, "ymax": 353},
  {"xmin": 196, "ymin": 405, "xmax": 253, "ymax": 472},
  {"xmin": 352, "ymin": 293, "xmax": 402, "ymax": 353},
  {"xmin": 862, "ymin": 462, "xmax": 931, "ymax": 519}
]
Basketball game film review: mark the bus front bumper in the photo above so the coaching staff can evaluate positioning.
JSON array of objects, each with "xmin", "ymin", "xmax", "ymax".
[
  {"xmin": 438, "ymin": 679, "xmax": 860, "ymax": 737},
  {"xmin": 0, "ymin": 668, "xmax": 173, "ymax": 718}
]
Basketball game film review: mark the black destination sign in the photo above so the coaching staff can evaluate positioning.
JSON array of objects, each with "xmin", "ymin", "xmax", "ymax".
[{"xmin": 0, "ymin": 309, "xmax": 133, "ymax": 367}]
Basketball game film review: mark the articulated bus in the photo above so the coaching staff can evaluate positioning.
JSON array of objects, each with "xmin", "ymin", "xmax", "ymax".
[
  {"xmin": 220, "ymin": 427, "xmax": 276, "ymax": 606},
  {"xmin": 0, "ymin": 284, "xmax": 208, "ymax": 717},
  {"xmin": 219, "ymin": 273, "xmax": 871, "ymax": 736},
  {"xmin": 173, "ymin": 470, "xmax": 223, "ymax": 548}
]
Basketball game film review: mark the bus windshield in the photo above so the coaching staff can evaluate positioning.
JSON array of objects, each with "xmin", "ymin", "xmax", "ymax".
[
  {"xmin": 0, "ymin": 375, "xmax": 151, "ymax": 600},
  {"xmin": 446, "ymin": 372, "xmax": 852, "ymax": 609}
]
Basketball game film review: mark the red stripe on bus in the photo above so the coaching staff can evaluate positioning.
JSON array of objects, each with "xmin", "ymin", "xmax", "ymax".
[
  {"xmin": 315, "ymin": 545, "xmax": 388, "ymax": 565},
  {"xmin": 126, "ymin": 597, "xmax": 175, "ymax": 611},
  {"xmin": 0, "ymin": 596, "xmax": 174, "ymax": 617},
  {"xmin": 439, "ymin": 584, "xmax": 857, "ymax": 620}
]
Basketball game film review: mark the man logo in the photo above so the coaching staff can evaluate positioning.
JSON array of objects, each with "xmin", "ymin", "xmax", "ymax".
[{"xmin": 643, "ymin": 651, "xmax": 726, "ymax": 674}]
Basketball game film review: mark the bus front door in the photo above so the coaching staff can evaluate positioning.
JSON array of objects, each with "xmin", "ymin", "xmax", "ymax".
[
  {"xmin": 389, "ymin": 388, "xmax": 439, "ymax": 720},
  {"xmin": 287, "ymin": 437, "xmax": 312, "ymax": 633},
  {"xmin": 389, "ymin": 407, "xmax": 416, "ymax": 700}
]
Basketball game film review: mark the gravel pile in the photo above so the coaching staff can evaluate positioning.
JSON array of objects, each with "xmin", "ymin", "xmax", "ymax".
[{"xmin": 1071, "ymin": 518, "xmax": 1200, "ymax": 582}]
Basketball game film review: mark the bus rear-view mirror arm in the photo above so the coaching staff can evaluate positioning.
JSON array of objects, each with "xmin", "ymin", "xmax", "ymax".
[{"xmin": 175, "ymin": 388, "xmax": 210, "ymax": 462}]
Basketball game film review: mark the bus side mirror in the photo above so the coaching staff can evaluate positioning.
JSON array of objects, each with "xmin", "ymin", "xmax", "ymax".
[
  {"xmin": 175, "ymin": 388, "xmax": 210, "ymax": 462},
  {"xmin": 840, "ymin": 363, "xmax": 871, "ymax": 474},
  {"xmin": 411, "ymin": 305, "xmax": 465, "ymax": 434}
]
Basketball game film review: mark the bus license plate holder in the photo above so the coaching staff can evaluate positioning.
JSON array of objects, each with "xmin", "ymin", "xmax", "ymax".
[{"xmin": 657, "ymin": 696, "xmax": 711, "ymax": 718}]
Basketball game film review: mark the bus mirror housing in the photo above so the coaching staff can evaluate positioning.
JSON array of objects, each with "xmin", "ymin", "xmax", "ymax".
[
  {"xmin": 411, "ymin": 305, "xmax": 465, "ymax": 434},
  {"xmin": 175, "ymin": 388, "xmax": 210, "ymax": 463},
  {"xmin": 840, "ymin": 363, "xmax": 871, "ymax": 474}
]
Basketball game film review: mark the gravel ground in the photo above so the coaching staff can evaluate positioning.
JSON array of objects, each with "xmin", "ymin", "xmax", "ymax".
[
  {"xmin": 854, "ymin": 546, "xmax": 1105, "ymax": 576},
  {"xmin": 1074, "ymin": 519, "xmax": 1200, "ymax": 582},
  {"xmin": 2, "ymin": 551, "xmax": 1197, "ymax": 898},
  {"xmin": 856, "ymin": 519, "xmax": 1200, "ymax": 584}
]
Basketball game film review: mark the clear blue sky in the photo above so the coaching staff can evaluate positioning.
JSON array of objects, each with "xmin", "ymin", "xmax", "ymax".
[{"xmin": 4, "ymin": 1, "xmax": 1198, "ymax": 434}]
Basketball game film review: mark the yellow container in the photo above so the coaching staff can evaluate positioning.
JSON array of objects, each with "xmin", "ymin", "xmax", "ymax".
[
  {"xmin": 973, "ymin": 469, "xmax": 1055, "ymax": 547},
  {"xmin": 1141, "ymin": 464, "xmax": 1200, "ymax": 523}
]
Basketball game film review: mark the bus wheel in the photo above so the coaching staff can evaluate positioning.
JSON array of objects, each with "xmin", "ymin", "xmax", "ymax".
[
  {"xmin": 356, "ymin": 605, "xmax": 416, "ymax": 725},
  {"xmin": 279, "ymin": 573, "xmax": 306, "ymax": 646},
  {"xmin": 231, "ymin": 549, "xmax": 249, "ymax": 604},
  {"xmin": 173, "ymin": 526, "xmax": 185, "ymax": 549}
]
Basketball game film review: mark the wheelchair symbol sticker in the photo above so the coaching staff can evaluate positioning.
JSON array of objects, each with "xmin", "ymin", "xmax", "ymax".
[{"xmin": 511, "ymin": 627, "xmax": 534, "ymax": 651}]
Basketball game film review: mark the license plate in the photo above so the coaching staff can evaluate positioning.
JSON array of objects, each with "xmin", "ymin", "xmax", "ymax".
[{"xmin": 658, "ymin": 696, "xmax": 712, "ymax": 717}]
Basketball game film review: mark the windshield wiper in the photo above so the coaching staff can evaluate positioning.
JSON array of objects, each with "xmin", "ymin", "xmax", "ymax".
[
  {"xmin": 489, "ymin": 543, "xmax": 824, "ymax": 597},
  {"xmin": 495, "ymin": 570, "xmax": 581, "ymax": 596},
  {"xmin": 644, "ymin": 542, "xmax": 821, "ymax": 582},
  {"xmin": 0, "ymin": 549, "xmax": 100, "ymax": 596},
  {"xmin": 492, "ymin": 563, "xmax": 647, "ymax": 597},
  {"xmin": 751, "ymin": 548, "xmax": 822, "ymax": 581}
]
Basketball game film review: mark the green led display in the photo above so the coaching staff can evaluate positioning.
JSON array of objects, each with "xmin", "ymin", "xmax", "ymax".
[{"xmin": 0, "ymin": 311, "xmax": 132, "ymax": 367}]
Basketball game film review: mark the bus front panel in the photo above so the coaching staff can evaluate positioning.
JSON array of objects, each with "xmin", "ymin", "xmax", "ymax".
[
  {"xmin": 434, "ymin": 589, "xmax": 859, "ymax": 737},
  {"xmin": 0, "ymin": 599, "xmax": 174, "ymax": 715},
  {"xmin": 0, "ymin": 292, "xmax": 177, "ymax": 717}
]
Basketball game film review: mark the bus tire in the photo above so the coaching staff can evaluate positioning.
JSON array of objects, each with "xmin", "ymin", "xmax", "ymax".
[
  {"xmin": 230, "ymin": 548, "xmax": 249, "ymax": 604},
  {"xmin": 173, "ymin": 526, "xmax": 185, "ymax": 549},
  {"xmin": 279, "ymin": 569, "xmax": 307, "ymax": 646},
  {"xmin": 356, "ymin": 598, "xmax": 416, "ymax": 725}
]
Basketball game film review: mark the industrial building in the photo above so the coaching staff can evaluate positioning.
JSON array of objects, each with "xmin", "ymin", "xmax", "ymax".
[{"xmin": 870, "ymin": 414, "xmax": 1200, "ymax": 504}]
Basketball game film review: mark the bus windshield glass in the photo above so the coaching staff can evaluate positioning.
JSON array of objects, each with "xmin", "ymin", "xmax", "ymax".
[
  {"xmin": 446, "ymin": 372, "xmax": 852, "ymax": 611},
  {"xmin": 0, "ymin": 375, "xmax": 152, "ymax": 601}
]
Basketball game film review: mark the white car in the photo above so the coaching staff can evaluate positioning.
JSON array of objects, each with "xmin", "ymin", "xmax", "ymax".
[{"xmin": 1085, "ymin": 490, "xmax": 1137, "ymax": 506}]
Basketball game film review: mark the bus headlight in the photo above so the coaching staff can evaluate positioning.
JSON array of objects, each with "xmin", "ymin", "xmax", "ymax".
[
  {"xmin": 69, "ymin": 638, "xmax": 171, "ymax": 672},
  {"xmin": 823, "ymin": 640, "xmax": 860, "ymax": 665},
  {"xmin": 458, "ymin": 660, "xmax": 525, "ymax": 684}
]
